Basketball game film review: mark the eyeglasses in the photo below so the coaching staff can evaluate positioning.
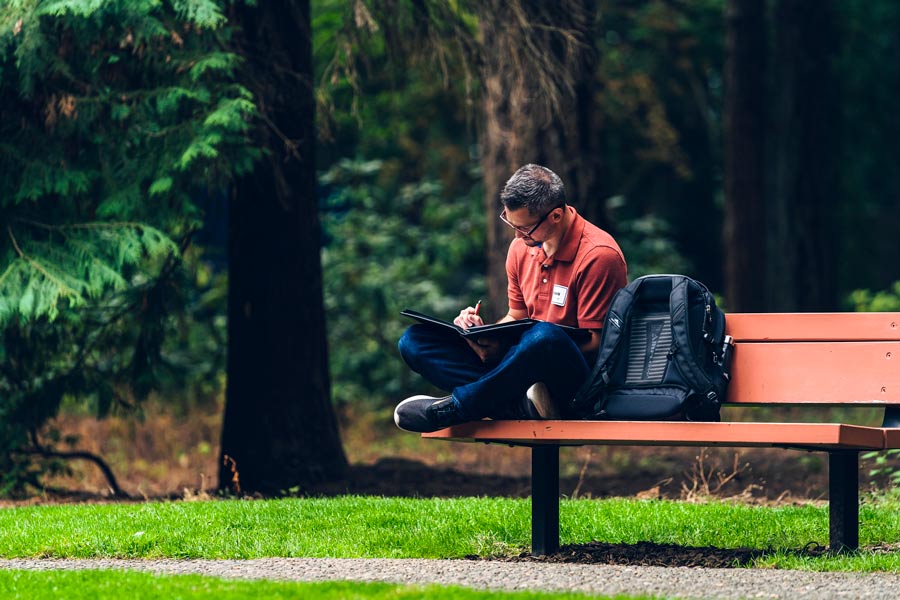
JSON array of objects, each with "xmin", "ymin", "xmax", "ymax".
[{"xmin": 499, "ymin": 205, "xmax": 562, "ymax": 237}]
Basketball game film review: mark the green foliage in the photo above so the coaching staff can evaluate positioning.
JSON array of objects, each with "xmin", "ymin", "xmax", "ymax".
[
  {"xmin": 847, "ymin": 281, "xmax": 900, "ymax": 313},
  {"xmin": 0, "ymin": 0, "xmax": 254, "ymax": 493},
  {"xmin": 0, "ymin": 222, "xmax": 178, "ymax": 323},
  {"xmin": 605, "ymin": 196, "xmax": 692, "ymax": 280},
  {"xmin": 312, "ymin": 0, "xmax": 478, "ymax": 196},
  {"xmin": 0, "ymin": 0, "xmax": 254, "ymax": 323},
  {"xmin": 320, "ymin": 158, "xmax": 485, "ymax": 407}
]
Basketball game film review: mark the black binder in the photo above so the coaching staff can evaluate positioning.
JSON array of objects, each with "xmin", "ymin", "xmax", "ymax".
[{"xmin": 400, "ymin": 309, "xmax": 591, "ymax": 343}]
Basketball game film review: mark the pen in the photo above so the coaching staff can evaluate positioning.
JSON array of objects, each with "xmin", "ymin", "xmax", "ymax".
[{"xmin": 474, "ymin": 300, "xmax": 482, "ymax": 316}]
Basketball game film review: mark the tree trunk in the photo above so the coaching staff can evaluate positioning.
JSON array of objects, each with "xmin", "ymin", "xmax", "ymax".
[
  {"xmin": 478, "ymin": 0, "xmax": 597, "ymax": 318},
  {"xmin": 219, "ymin": 0, "xmax": 347, "ymax": 494},
  {"xmin": 723, "ymin": 0, "xmax": 767, "ymax": 312},
  {"xmin": 769, "ymin": 0, "xmax": 838, "ymax": 310}
]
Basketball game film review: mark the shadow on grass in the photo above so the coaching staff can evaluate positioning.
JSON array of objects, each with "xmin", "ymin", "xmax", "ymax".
[
  {"xmin": 304, "ymin": 457, "xmax": 710, "ymax": 500},
  {"xmin": 488, "ymin": 540, "xmax": 828, "ymax": 568}
]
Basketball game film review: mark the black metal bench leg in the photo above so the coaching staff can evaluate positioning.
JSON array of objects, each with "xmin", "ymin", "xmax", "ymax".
[
  {"xmin": 531, "ymin": 445, "xmax": 560, "ymax": 556},
  {"xmin": 829, "ymin": 451, "xmax": 859, "ymax": 551}
]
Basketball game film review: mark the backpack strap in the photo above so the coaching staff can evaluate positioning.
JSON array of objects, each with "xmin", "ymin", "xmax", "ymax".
[
  {"xmin": 669, "ymin": 277, "xmax": 719, "ymax": 403},
  {"xmin": 570, "ymin": 277, "xmax": 643, "ymax": 411}
]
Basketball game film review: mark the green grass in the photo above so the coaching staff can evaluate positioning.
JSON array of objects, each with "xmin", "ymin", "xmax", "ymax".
[
  {"xmin": 0, "ymin": 569, "xmax": 649, "ymax": 600},
  {"xmin": 2, "ymin": 496, "xmax": 900, "ymax": 571}
]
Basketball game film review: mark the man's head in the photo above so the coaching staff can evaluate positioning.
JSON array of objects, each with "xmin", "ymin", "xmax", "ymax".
[
  {"xmin": 499, "ymin": 164, "xmax": 567, "ymax": 246},
  {"xmin": 500, "ymin": 164, "xmax": 566, "ymax": 214}
]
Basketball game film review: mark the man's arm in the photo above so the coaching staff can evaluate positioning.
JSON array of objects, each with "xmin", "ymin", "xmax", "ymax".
[
  {"xmin": 580, "ymin": 329, "xmax": 602, "ymax": 355},
  {"xmin": 496, "ymin": 307, "xmax": 528, "ymax": 324},
  {"xmin": 574, "ymin": 246, "xmax": 627, "ymax": 355}
]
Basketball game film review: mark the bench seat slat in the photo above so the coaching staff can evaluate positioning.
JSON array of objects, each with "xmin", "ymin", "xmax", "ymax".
[
  {"xmin": 728, "ymin": 341, "xmax": 900, "ymax": 404},
  {"xmin": 727, "ymin": 312, "xmax": 900, "ymax": 342},
  {"xmin": 423, "ymin": 421, "xmax": 886, "ymax": 449},
  {"xmin": 881, "ymin": 428, "xmax": 900, "ymax": 449}
]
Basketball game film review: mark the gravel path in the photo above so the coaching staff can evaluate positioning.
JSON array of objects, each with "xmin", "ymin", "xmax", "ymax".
[{"xmin": 4, "ymin": 558, "xmax": 900, "ymax": 599}]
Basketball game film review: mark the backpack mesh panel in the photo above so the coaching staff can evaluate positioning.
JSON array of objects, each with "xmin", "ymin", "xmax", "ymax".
[{"xmin": 624, "ymin": 312, "xmax": 672, "ymax": 385}]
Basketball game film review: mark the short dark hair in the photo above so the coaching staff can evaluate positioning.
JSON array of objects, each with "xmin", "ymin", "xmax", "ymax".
[{"xmin": 500, "ymin": 164, "xmax": 566, "ymax": 214}]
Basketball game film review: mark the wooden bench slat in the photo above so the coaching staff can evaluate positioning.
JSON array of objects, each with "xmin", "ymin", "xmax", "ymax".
[
  {"xmin": 728, "ymin": 341, "xmax": 900, "ymax": 405},
  {"xmin": 727, "ymin": 312, "xmax": 900, "ymax": 342},
  {"xmin": 881, "ymin": 428, "xmax": 900, "ymax": 449},
  {"xmin": 423, "ymin": 421, "xmax": 887, "ymax": 449}
]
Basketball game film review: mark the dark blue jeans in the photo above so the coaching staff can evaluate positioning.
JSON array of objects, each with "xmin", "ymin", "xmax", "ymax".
[{"xmin": 397, "ymin": 322, "xmax": 590, "ymax": 420}]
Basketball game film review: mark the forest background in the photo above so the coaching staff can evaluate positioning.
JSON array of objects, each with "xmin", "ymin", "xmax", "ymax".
[{"xmin": 1, "ymin": 0, "xmax": 900, "ymax": 499}]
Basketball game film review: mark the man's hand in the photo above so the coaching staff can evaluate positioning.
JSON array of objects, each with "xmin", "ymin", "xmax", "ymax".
[
  {"xmin": 465, "ymin": 336, "xmax": 502, "ymax": 364},
  {"xmin": 453, "ymin": 305, "xmax": 484, "ymax": 329},
  {"xmin": 579, "ymin": 329, "xmax": 603, "ymax": 355},
  {"xmin": 453, "ymin": 305, "xmax": 504, "ymax": 363}
]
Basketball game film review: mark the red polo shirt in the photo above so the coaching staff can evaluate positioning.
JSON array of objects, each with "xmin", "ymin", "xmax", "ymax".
[{"xmin": 506, "ymin": 206, "xmax": 627, "ymax": 329}]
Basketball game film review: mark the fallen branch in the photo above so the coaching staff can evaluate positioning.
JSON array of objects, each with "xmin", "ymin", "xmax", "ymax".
[{"xmin": 21, "ymin": 446, "xmax": 129, "ymax": 499}]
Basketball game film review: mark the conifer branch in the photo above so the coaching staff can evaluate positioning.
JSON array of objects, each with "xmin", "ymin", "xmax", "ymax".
[
  {"xmin": 0, "ymin": 263, "xmax": 16, "ymax": 288},
  {"xmin": 7, "ymin": 225, "xmax": 78, "ymax": 297},
  {"xmin": 259, "ymin": 111, "xmax": 302, "ymax": 160},
  {"xmin": 16, "ymin": 218, "xmax": 155, "ymax": 232}
]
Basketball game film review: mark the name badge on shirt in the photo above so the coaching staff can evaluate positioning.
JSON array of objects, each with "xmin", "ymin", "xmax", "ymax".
[{"xmin": 551, "ymin": 284, "xmax": 568, "ymax": 306}]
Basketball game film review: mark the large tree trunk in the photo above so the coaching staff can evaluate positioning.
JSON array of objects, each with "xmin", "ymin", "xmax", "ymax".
[
  {"xmin": 769, "ymin": 0, "xmax": 838, "ymax": 310},
  {"xmin": 219, "ymin": 0, "xmax": 347, "ymax": 494},
  {"xmin": 478, "ymin": 0, "xmax": 597, "ymax": 317},
  {"xmin": 723, "ymin": 0, "xmax": 767, "ymax": 312}
]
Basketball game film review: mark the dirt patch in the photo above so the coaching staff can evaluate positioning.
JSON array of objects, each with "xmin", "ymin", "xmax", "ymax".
[{"xmin": 302, "ymin": 446, "xmax": 836, "ymax": 505}]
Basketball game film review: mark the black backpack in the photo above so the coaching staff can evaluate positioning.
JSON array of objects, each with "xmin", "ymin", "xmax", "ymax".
[{"xmin": 570, "ymin": 275, "xmax": 733, "ymax": 421}]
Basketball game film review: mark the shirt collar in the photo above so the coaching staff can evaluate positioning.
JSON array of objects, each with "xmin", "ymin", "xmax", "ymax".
[{"xmin": 548, "ymin": 205, "xmax": 583, "ymax": 263}]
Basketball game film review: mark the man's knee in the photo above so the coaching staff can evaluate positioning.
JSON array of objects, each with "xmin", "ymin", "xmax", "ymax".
[
  {"xmin": 523, "ymin": 321, "xmax": 571, "ymax": 349},
  {"xmin": 398, "ymin": 327, "xmax": 419, "ymax": 363},
  {"xmin": 398, "ymin": 324, "xmax": 440, "ymax": 366}
]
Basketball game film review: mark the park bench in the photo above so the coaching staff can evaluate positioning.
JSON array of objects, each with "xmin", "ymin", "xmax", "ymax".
[{"xmin": 423, "ymin": 312, "xmax": 900, "ymax": 555}]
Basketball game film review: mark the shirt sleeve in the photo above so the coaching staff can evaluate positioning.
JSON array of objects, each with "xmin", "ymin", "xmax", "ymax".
[
  {"xmin": 575, "ymin": 246, "xmax": 628, "ymax": 329},
  {"xmin": 506, "ymin": 239, "xmax": 526, "ymax": 311}
]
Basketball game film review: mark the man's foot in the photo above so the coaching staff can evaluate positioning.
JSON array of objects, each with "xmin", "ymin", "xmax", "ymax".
[
  {"xmin": 525, "ymin": 382, "xmax": 561, "ymax": 419},
  {"xmin": 393, "ymin": 395, "xmax": 467, "ymax": 433}
]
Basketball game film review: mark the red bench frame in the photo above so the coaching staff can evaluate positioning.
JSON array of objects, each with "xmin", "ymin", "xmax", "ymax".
[{"xmin": 423, "ymin": 312, "xmax": 900, "ymax": 555}]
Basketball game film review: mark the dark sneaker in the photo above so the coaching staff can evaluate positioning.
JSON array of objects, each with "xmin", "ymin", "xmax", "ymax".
[
  {"xmin": 393, "ymin": 395, "xmax": 466, "ymax": 433},
  {"xmin": 526, "ymin": 382, "xmax": 561, "ymax": 419}
]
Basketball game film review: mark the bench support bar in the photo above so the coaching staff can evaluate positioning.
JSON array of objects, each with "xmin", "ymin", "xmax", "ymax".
[
  {"xmin": 532, "ymin": 445, "xmax": 560, "ymax": 556},
  {"xmin": 829, "ymin": 451, "xmax": 859, "ymax": 551}
]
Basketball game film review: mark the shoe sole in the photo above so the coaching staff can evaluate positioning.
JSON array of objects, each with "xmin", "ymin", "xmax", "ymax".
[{"xmin": 393, "ymin": 395, "xmax": 440, "ymax": 430}]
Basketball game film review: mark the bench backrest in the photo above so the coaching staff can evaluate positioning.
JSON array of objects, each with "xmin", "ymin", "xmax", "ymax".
[{"xmin": 725, "ymin": 313, "xmax": 900, "ymax": 407}]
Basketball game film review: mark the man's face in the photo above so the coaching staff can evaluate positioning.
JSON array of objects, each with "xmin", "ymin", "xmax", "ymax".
[{"xmin": 500, "ymin": 205, "xmax": 559, "ymax": 246}]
